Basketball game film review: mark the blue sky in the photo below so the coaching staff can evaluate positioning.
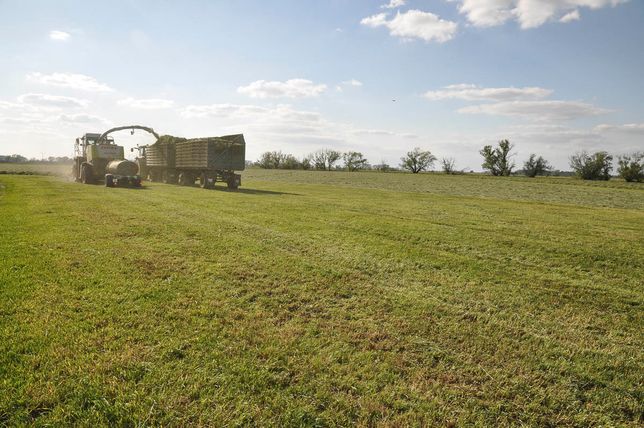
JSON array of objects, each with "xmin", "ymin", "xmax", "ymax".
[{"xmin": 0, "ymin": 0, "xmax": 642, "ymax": 170}]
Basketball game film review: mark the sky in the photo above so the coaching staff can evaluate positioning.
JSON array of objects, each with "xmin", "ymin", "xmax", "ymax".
[{"xmin": 0, "ymin": 0, "xmax": 642, "ymax": 170}]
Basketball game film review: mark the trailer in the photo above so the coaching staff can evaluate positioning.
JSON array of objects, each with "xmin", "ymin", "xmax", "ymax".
[
  {"xmin": 145, "ymin": 135, "xmax": 185, "ymax": 184},
  {"xmin": 146, "ymin": 134, "xmax": 245, "ymax": 189}
]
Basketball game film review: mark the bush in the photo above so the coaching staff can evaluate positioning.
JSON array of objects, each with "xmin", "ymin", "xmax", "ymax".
[
  {"xmin": 569, "ymin": 151, "xmax": 613, "ymax": 180},
  {"xmin": 617, "ymin": 153, "xmax": 643, "ymax": 182}
]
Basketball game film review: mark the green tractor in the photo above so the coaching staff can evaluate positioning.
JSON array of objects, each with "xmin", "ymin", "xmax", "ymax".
[{"xmin": 72, "ymin": 126, "xmax": 159, "ymax": 187}]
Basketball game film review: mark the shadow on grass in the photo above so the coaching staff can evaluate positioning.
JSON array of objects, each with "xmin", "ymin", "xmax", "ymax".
[
  {"xmin": 212, "ymin": 186, "xmax": 300, "ymax": 196},
  {"xmin": 139, "ymin": 181, "xmax": 299, "ymax": 195},
  {"xmin": 82, "ymin": 182, "xmax": 151, "ymax": 190}
]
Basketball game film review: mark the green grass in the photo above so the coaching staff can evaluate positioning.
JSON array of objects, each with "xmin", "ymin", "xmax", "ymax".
[{"xmin": 1, "ymin": 170, "xmax": 642, "ymax": 426}]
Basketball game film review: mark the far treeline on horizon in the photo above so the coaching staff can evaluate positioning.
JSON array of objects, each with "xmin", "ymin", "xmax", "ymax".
[{"xmin": 2, "ymin": 138, "xmax": 643, "ymax": 181}]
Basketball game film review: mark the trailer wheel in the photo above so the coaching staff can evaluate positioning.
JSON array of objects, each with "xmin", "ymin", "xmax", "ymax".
[
  {"xmin": 81, "ymin": 164, "xmax": 93, "ymax": 184},
  {"xmin": 179, "ymin": 172, "xmax": 193, "ymax": 186},
  {"xmin": 105, "ymin": 174, "xmax": 114, "ymax": 187},
  {"xmin": 227, "ymin": 177, "xmax": 239, "ymax": 190},
  {"xmin": 162, "ymin": 171, "xmax": 176, "ymax": 184},
  {"xmin": 199, "ymin": 172, "xmax": 213, "ymax": 189}
]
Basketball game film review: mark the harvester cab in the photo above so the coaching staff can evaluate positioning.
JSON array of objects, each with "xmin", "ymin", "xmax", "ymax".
[{"xmin": 72, "ymin": 131, "xmax": 141, "ymax": 187}]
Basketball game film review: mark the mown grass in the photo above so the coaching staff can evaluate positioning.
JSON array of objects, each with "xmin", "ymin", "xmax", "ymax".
[{"xmin": 1, "ymin": 170, "xmax": 642, "ymax": 426}]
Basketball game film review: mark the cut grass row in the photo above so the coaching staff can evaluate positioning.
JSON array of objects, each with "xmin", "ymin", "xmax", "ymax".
[
  {"xmin": 1, "ymin": 173, "xmax": 642, "ymax": 426},
  {"xmin": 2, "ymin": 162, "xmax": 642, "ymax": 209}
]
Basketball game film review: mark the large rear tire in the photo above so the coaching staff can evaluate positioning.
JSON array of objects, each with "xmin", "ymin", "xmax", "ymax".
[
  {"xmin": 72, "ymin": 163, "xmax": 80, "ymax": 182},
  {"xmin": 81, "ymin": 164, "xmax": 93, "ymax": 184}
]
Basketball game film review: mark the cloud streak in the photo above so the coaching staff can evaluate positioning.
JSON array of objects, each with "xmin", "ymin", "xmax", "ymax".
[
  {"xmin": 237, "ymin": 79, "xmax": 327, "ymax": 99},
  {"xmin": 26, "ymin": 72, "xmax": 113, "ymax": 92},
  {"xmin": 424, "ymin": 84, "xmax": 552, "ymax": 101},
  {"xmin": 458, "ymin": 100, "xmax": 609, "ymax": 120},
  {"xmin": 118, "ymin": 97, "xmax": 174, "ymax": 109},
  {"xmin": 49, "ymin": 30, "xmax": 71, "ymax": 41}
]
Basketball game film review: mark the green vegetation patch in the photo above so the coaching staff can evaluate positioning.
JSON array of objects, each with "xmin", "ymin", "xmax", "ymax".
[{"xmin": 1, "ymin": 173, "xmax": 642, "ymax": 426}]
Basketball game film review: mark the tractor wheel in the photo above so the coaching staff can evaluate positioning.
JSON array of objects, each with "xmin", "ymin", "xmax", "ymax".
[
  {"xmin": 105, "ymin": 174, "xmax": 114, "ymax": 187},
  {"xmin": 81, "ymin": 164, "xmax": 93, "ymax": 184},
  {"xmin": 72, "ymin": 164, "xmax": 80, "ymax": 182}
]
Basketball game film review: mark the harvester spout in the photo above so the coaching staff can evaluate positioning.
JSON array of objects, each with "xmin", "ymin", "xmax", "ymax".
[{"xmin": 97, "ymin": 125, "xmax": 160, "ymax": 144}]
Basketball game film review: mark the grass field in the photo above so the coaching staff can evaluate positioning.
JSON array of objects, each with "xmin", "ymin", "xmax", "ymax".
[{"xmin": 1, "ymin": 167, "xmax": 643, "ymax": 426}]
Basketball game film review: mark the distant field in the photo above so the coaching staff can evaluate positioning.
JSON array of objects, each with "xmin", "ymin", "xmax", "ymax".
[
  {"xmin": 0, "ymin": 162, "xmax": 71, "ymax": 176},
  {"xmin": 1, "ymin": 170, "xmax": 643, "ymax": 426}
]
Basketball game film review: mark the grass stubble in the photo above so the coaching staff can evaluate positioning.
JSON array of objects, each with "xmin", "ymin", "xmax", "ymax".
[{"xmin": 0, "ymin": 167, "xmax": 642, "ymax": 426}]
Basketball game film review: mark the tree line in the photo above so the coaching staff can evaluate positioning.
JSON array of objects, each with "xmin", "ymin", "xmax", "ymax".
[
  {"xmin": 0, "ymin": 154, "xmax": 73, "ymax": 163},
  {"xmin": 255, "ymin": 141, "xmax": 643, "ymax": 182}
]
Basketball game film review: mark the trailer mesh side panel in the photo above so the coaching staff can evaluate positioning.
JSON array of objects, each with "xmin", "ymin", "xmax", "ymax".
[
  {"xmin": 176, "ymin": 134, "xmax": 246, "ymax": 171},
  {"xmin": 146, "ymin": 143, "xmax": 176, "ymax": 168}
]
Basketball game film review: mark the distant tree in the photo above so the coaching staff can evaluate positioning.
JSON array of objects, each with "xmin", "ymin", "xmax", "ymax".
[
  {"xmin": 311, "ymin": 149, "xmax": 341, "ymax": 171},
  {"xmin": 569, "ymin": 151, "xmax": 613, "ymax": 180},
  {"xmin": 1, "ymin": 154, "xmax": 29, "ymax": 163},
  {"xmin": 523, "ymin": 154, "xmax": 552, "ymax": 177},
  {"xmin": 373, "ymin": 161, "xmax": 391, "ymax": 172},
  {"xmin": 300, "ymin": 155, "xmax": 312, "ymax": 170},
  {"xmin": 480, "ymin": 139, "xmax": 515, "ymax": 176},
  {"xmin": 400, "ymin": 147, "xmax": 436, "ymax": 173},
  {"xmin": 617, "ymin": 152, "xmax": 643, "ymax": 182},
  {"xmin": 281, "ymin": 154, "xmax": 301, "ymax": 170},
  {"xmin": 441, "ymin": 157, "xmax": 458, "ymax": 174},
  {"xmin": 343, "ymin": 151, "xmax": 368, "ymax": 171},
  {"xmin": 257, "ymin": 151, "xmax": 287, "ymax": 169}
]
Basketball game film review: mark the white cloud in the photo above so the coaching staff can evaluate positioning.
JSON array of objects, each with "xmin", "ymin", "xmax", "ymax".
[
  {"xmin": 362, "ymin": 13, "xmax": 389, "ymax": 28},
  {"xmin": 49, "ymin": 30, "xmax": 71, "ymax": 41},
  {"xmin": 117, "ymin": 97, "xmax": 174, "ymax": 109},
  {"xmin": 58, "ymin": 113, "xmax": 109, "ymax": 124},
  {"xmin": 381, "ymin": 0, "xmax": 406, "ymax": 9},
  {"xmin": 352, "ymin": 129, "xmax": 396, "ymax": 136},
  {"xmin": 26, "ymin": 72, "xmax": 113, "ymax": 92},
  {"xmin": 17, "ymin": 93, "xmax": 87, "ymax": 109},
  {"xmin": 594, "ymin": 123, "xmax": 644, "ymax": 135},
  {"xmin": 237, "ymin": 79, "xmax": 327, "ymax": 99},
  {"xmin": 0, "ymin": 101, "xmax": 24, "ymax": 110},
  {"xmin": 451, "ymin": 0, "xmax": 629, "ymax": 29},
  {"xmin": 458, "ymin": 100, "xmax": 609, "ymax": 120},
  {"xmin": 361, "ymin": 10, "xmax": 458, "ymax": 43},
  {"xmin": 424, "ymin": 84, "xmax": 552, "ymax": 101},
  {"xmin": 342, "ymin": 79, "xmax": 363, "ymax": 87},
  {"xmin": 560, "ymin": 9, "xmax": 581, "ymax": 23}
]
